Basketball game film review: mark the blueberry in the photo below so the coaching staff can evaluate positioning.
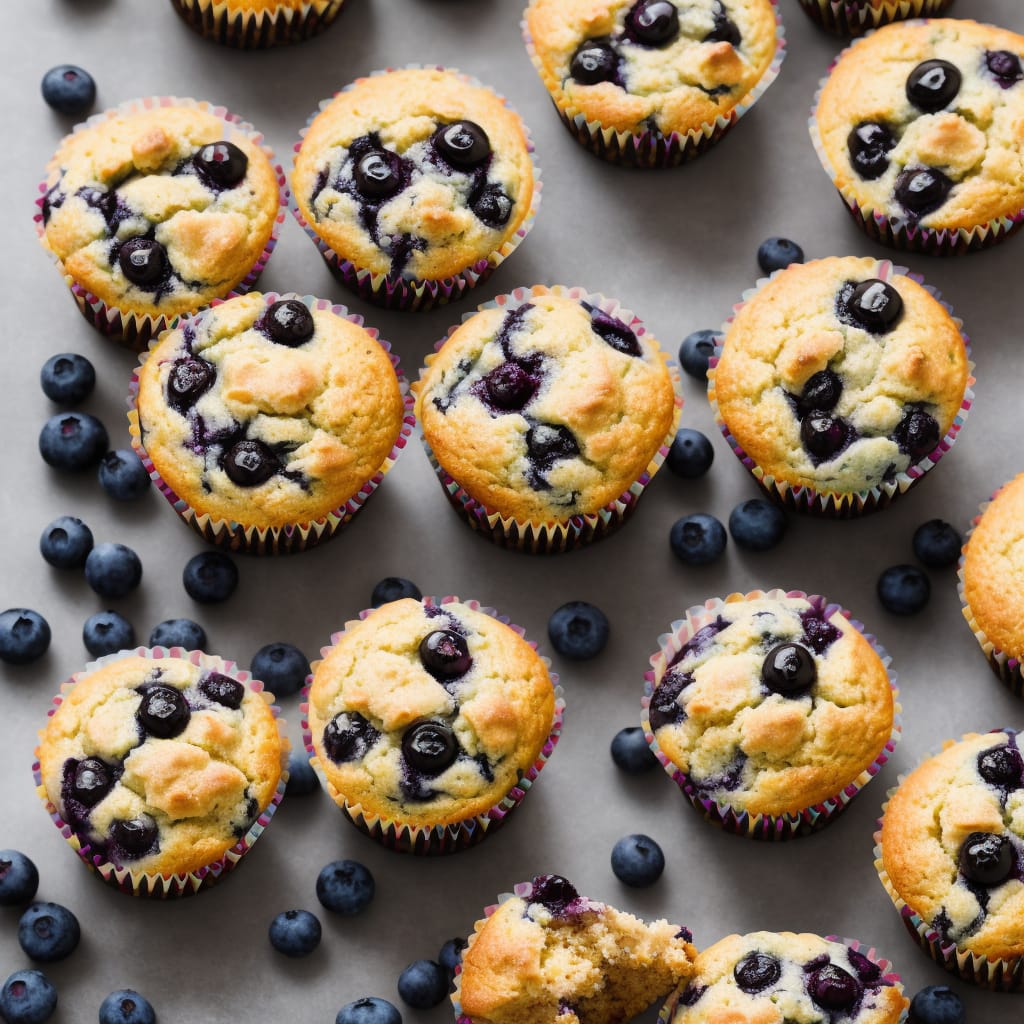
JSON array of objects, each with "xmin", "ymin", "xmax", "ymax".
[
  {"xmin": 471, "ymin": 185, "xmax": 513, "ymax": 228},
  {"xmin": 627, "ymin": 0, "xmax": 680, "ymax": 47},
  {"xmin": 323, "ymin": 713, "xmax": 380, "ymax": 764},
  {"xmin": 222, "ymin": 439, "xmax": 280, "ymax": 487},
  {"xmin": 986, "ymin": 50, "xmax": 1024, "ymax": 88},
  {"xmin": 98, "ymin": 449, "xmax": 150, "ymax": 501},
  {"xmin": 182, "ymin": 551, "xmax": 238, "ymax": 604},
  {"xmin": 335, "ymin": 997, "xmax": 401, "ymax": 1024},
  {"xmin": 108, "ymin": 815, "xmax": 158, "ymax": 859},
  {"xmin": 908, "ymin": 985, "xmax": 966, "ymax": 1024},
  {"xmin": 877, "ymin": 564, "xmax": 931, "ymax": 616},
  {"xmin": 610, "ymin": 726, "xmax": 659, "ymax": 774},
  {"xmin": 977, "ymin": 745, "xmax": 1023, "ymax": 790},
  {"xmin": 370, "ymin": 577, "xmax": 422, "ymax": 608},
  {"xmin": 0, "ymin": 609, "xmax": 51, "ymax": 666},
  {"xmin": 678, "ymin": 329, "xmax": 720, "ymax": 380},
  {"xmin": 893, "ymin": 408, "xmax": 940, "ymax": 460},
  {"xmin": 137, "ymin": 684, "xmax": 190, "ymax": 738},
  {"xmin": 419, "ymin": 630, "xmax": 472, "ymax": 680},
  {"xmin": 397, "ymin": 960, "xmax": 448, "ymax": 1009},
  {"xmin": 728, "ymin": 499, "xmax": 786, "ymax": 552},
  {"xmin": 895, "ymin": 167, "xmax": 952, "ymax": 218},
  {"xmin": 480, "ymin": 362, "xmax": 538, "ymax": 411},
  {"xmin": 98, "ymin": 990, "xmax": 156, "ymax": 1024},
  {"xmin": 847, "ymin": 120, "xmax": 896, "ymax": 181},
  {"xmin": 167, "ymin": 357, "xmax": 215, "ymax": 413},
  {"xmin": 906, "ymin": 60, "xmax": 961, "ymax": 113},
  {"xmin": 83, "ymin": 610, "xmax": 136, "ymax": 657},
  {"xmin": 757, "ymin": 237, "xmax": 804, "ymax": 274},
  {"xmin": 401, "ymin": 720, "xmax": 459, "ymax": 775},
  {"xmin": 761, "ymin": 642, "xmax": 816, "ymax": 696},
  {"xmin": 84, "ymin": 543, "xmax": 142, "ymax": 600},
  {"xmin": 41, "ymin": 65, "xmax": 95, "ymax": 116},
  {"xmin": 807, "ymin": 964, "xmax": 859, "ymax": 1011},
  {"xmin": 40, "ymin": 353, "xmax": 95, "ymax": 405},
  {"xmin": 260, "ymin": 299, "xmax": 315, "ymax": 347},
  {"xmin": 269, "ymin": 909, "xmax": 322, "ymax": 958},
  {"xmin": 547, "ymin": 601, "xmax": 610, "ymax": 660},
  {"xmin": 958, "ymin": 831, "xmax": 1013, "ymax": 886},
  {"xmin": 285, "ymin": 750, "xmax": 319, "ymax": 796},
  {"xmin": 800, "ymin": 412, "xmax": 852, "ymax": 462},
  {"xmin": 589, "ymin": 310, "xmax": 641, "ymax": 357},
  {"xmin": 610, "ymin": 833, "xmax": 665, "ymax": 887},
  {"xmin": 316, "ymin": 860, "xmax": 375, "ymax": 915},
  {"xmin": 669, "ymin": 513, "xmax": 727, "ymax": 566},
  {"xmin": 797, "ymin": 370, "xmax": 842, "ymax": 417},
  {"xmin": 148, "ymin": 618, "xmax": 207, "ymax": 651},
  {"xmin": 437, "ymin": 937, "xmax": 466, "ymax": 983},
  {"xmin": 912, "ymin": 519, "xmax": 962, "ymax": 568},
  {"xmin": 666, "ymin": 428, "xmax": 714, "ymax": 479},
  {"xmin": 198, "ymin": 672, "xmax": 243, "ymax": 709},
  {"xmin": 570, "ymin": 41, "xmax": 618, "ymax": 85},
  {"xmin": 118, "ymin": 238, "xmax": 168, "ymax": 289},
  {"xmin": 354, "ymin": 150, "xmax": 404, "ymax": 201},
  {"xmin": 194, "ymin": 141, "xmax": 249, "ymax": 190},
  {"xmin": 18, "ymin": 903, "xmax": 80, "ymax": 963},
  {"xmin": 845, "ymin": 279, "xmax": 904, "ymax": 333},
  {"xmin": 0, "ymin": 970, "xmax": 58, "ymax": 1024},
  {"xmin": 250, "ymin": 642, "xmax": 310, "ymax": 697},
  {"xmin": 734, "ymin": 952, "xmax": 781, "ymax": 994},
  {"xmin": 0, "ymin": 851, "xmax": 39, "ymax": 907},
  {"xmin": 39, "ymin": 516, "xmax": 94, "ymax": 569},
  {"xmin": 69, "ymin": 758, "xmax": 113, "ymax": 807},
  {"xmin": 39, "ymin": 412, "xmax": 109, "ymax": 471},
  {"xmin": 433, "ymin": 121, "xmax": 491, "ymax": 169}
]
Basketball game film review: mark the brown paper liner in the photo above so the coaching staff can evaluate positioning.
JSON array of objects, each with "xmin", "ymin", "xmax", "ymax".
[
  {"xmin": 169, "ymin": 0, "xmax": 347, "ymax": 48},
  {"xmin": 795, "ymin": 0, "xmax": 954, "ymax": 36}
]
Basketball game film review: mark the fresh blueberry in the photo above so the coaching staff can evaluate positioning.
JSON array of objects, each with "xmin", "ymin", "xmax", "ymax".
[
  {"xmin": 610, "ymin": 726, "xmax": 659, "ymax": 774},
  {"xmin": 370, "ymin": 577, "xmax": 422, "ymax": 608},
  {"xmin": 0, "ymin": 970, "xmax": 57, "ymax": 1024},
  {"xmin": 316, "ymin": 860, "xmax": 375, "ymax": 915},
  {"xmin": 39, "ymin": 353, "xmax": 95, "ymax": 405},
  {"xmin": 757, "ymin": 237, "xmax": 804, "ymax": 274},
  {"xmin": 39, "ymin": 516, "xmax": 94, "ymax": 569},
  {"xmin": 39, "ymin": 412, "xmax": 109, "ymax": 471},
  {"xmin": 98, "ymin": 990, "xmax": 156, "ymax": 1024},
  {"xmin": 728, "ymin": 499, "xmax": 787, "ymax": 552},
  {"xmin": 397, "ymin": 960, "xmax": 448, "ymax": 1009},
  {"xmin": 877, "ymin": 565, "xmax": 930, "ymax": 615},
  {"xmin": 269, "ymin": 909, "xmax": 322, "ymax": 958},
  {"xmin": 148, "ymin": 618, "xmax": 206, "ymax": 651},
  {"xmin": 182, "ymin": 551, "xmax": 238, "ymax": 604},
  {"xmin": 437, "ymin": 937, "xmax": 466, "ymax": 984},
  {"xmin": 666, "ymin": 428, "xmax": 714, "ymax": 479},
  {"xmin": 82, "ymin": 610, "xmax": 136, "ymax": 657},
  {"xmin": 0, "ymin": 609, "xmax": 51, "ymax": 666},
  {"xmin": 84, "ymin": 543, "xmax": 142, "ymax": 599},
  {"xmin": 285, "ymin": 750, "xmax": 319, "ymax": 796},
  {"xmin": 678, "ymin": 330, "xmax": 720, "ymax": 380},
  {"xmin": 907, "ymin": 985, "xmax": 966, "ymax": 1024},
  {"xmin": 41, "ymin": 65, "xmax": 95, "ymax": 116},
  {"xmin": 250, "ymin": 642, "xmax": 310, "ymax": 697},
  {"xmin": 611, "ymin": 833, "xmax": 665, "ymax": 887},
  {"xmin": 912, "ymin": 519, "xmax": 962, "ymax": 568},
  {"xmin": 98, "ymin": 449, "xmax": 150, "ymax": 501},
  {"xmin": 670, "ymin": 513, "xmax": 727, "ymax": 566},
  {"xmin": 335, "ymin": 997, "xmax": 401, "ymax": 1024},
  {"xmin": 0, "ymin": 851, "xmax": 39, "ymax": 906},
  {"xmin": 547, "ymin": 601, "xmax": 610, "ymax": 660},
  {"xmin": 18, "ymin": 903, "xmax": 80, "ymax": 963}
]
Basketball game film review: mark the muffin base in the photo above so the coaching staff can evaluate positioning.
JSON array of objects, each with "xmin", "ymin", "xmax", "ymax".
[
  {"xmin": 795, "ymin": 0, "xmax": 954, "ymax": 36},
  {"xmin": 169, "ymin": 0, "xmax": 347, "ymax": 48}
]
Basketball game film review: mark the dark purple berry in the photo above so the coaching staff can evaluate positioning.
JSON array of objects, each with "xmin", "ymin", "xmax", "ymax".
[
  {"xmin": 83, "ymin": 611, "xmax": 135, "ymax": 658},
  {"xmin": 958, "ymin": 831, "xmax": 1014, "ymax": 886},
  {"xmin": 807, "ymin": 964, "xmax": 859, "ymax": 1011},
  {"xmin": 628, "ymin": 0, "xmax": 680, "ymax": 46},
  {"xmin": 84, "ymin": 543, "xmax": 142, "ymax": 599},
  {"xmin": 0, "ymin": 969, "xmax": 57, "ymax": 1024},
  {"xmin": 41, "ymin": 64, "xmax": 95, "ymax": 116},
  {"xmin": 17, "ymin": 903, "xmax": 80, "ymax": 963},
  {"xmin": 797, "ymin": 370, "xmax": 842, "ymax": 416},
  {"xmin": 669, "ymin": 513, "xmax": 726, "ymax": 566},
  {"xmin": 471, "ymin": 184, "xmax": 513, "ymax": 227},
  {"xmin": 335, "ymin": 998, "xmax": 399, "ymax": 1024},
  {"xmin": 800, "ymin": 412, "xmax": 851, "ymax": 461},
  {"xmin": 261, "ymin": 299, "xmax": 314, "ymax": 347},
  {"xmin": 268, "ymin": 909, "xmax": 321, "ymax": 958},
  {"xmin": 118, "ymin": 238, "xmax": 168, "ymax": 289},
  {"xmin": 482, "ymin": 362, "xmax": 537, "ymax": 411},
  {"xmin": 397, "ymin": 960, "xmax": 448, "ymax": 1009},
  {"xmin": 706, "ymin": 0, "xmax": 741, "ymax": 45},
  {"xmin": 109, "ymin": 815, "xmax": 158, "ymax": 859},
  {"xmin": 667, "ymin": 428, "xmax": 714, "ymax": 479},
  {"xmin": 847, "ymin": 121, "xmax": 896, "ymax": 181},
  {"xmin": 98, "ymin": 989, "xmax": 156, "ymax": 1024},
  {"xmin": 222, "ymin": 439, "xmax": 280, "ymax": 486},
  {"xmin": 438, "ymin": 937, "xmax": 466, "ymax": 982},
  {"xmin": 529, "ymin": 874, "xmax": 579, "ymax": 914},
  {"xmin": 906, "ymin": 60, "xmax": 961, "ymax": 113},
  {"xmin": 729, "ymin": 498, "xmax": 786, "ymax": 552},
  {"xmin": 570, "ymin": 41, "xmax": 618, "ymax": 85},
  {"xmin": 251, "ymin": 642, "xmax": 310, "ymax": 697},
  {"xmin": 199, "ymin": 671, "xmax": 244, "ymax": 709},
  {"xmin": 978, "ymin": 745, "xmax": 1024, "ymax": 790},
  {"xmin": 761, "ymin": 642, "xmax": 816, "ymax": 695},
  {"xmin": 370, "ymin": 577, "xmax": 422, "ymax": 608},
  {"xmin": 908, "ymin": 984, "xmax": 966, "ymax": 1024},
  {"xmin": 316, "ymin": 859, "xmax": 374, "ymax": 915},
  {"xmin": 137, "ymin": 684, "xmax": 190, "ymax": 738},
  {"xmin": 912, "ymin": 519, "xmax": 961, "ymax": 568},
  {"xmin": 149, "ymin": 618, "xmax": 206, "ymax": 650},
  {"xmin": 895, "ymin": 167, "xmax": 952, "ymax": 218},
  {"xmin": 40, "ymin": 353, "xmax": 95, "ymax": 405},
  {"xmin": 354, "ymin": 150, "xmax": 403, "ymax": 200},
  {"xmin": 183, "ymin": 551, "xmax": 239, "ymax": 604},
  {"xmin": 433, "ymin": 121, "xmax": 491, "ymax": 168},
  {"xmin": 98, "ymin": 448, "xmax": 150, "ymax": 501},
  {"xmin": 167, "ymin": 357, "xmax": 215, "ymax": 413},
  {"xmin": 0, "ymin": 852, "xmax": 39, "ymax": 907},
  {"xmin": 70, "ymin": 758, "xmax": 113, "ymax": 807},
  {"xmin": 648, "ymin": 670, "xmax": 690, "ymax": 731},
  {"xmin": 893, "ymin": 408, "xmax": 939, "ymax": 459},
  {"xmin": 194, "ymin": 141, "xmax": 248, "ymax": 189},
  {"xmin": 734, "ymin": 952, "xmax": 781, "ymax": 994},
  {"xmin": 678, "ymin": 329, "xmax": 720, "ymax": 379},
  {"xmin": 547, "ymin": 602, "xmax": 610, "ymax": 660},
  {"xmin": 877, "ymin": 564, "xmax": 930, "ymax": 615},
  {"xmin": 323, "ymin": 713, "xmax": 380, "ymax": 763},
  {"xmin": 610, "ymin": 833, "xmax": 665, "ymax": 887},
  {"xmin": 847, "ymin": 279, "xmax": 904, "ymax": 333},
  {"xmin": 757, "ymin": 237, "xmax": 804, "ymax": 274},
  {"xmin": 986, "ymin": 50, "xmax": 1023, "ymax": 88},
  {"xmin": 39, "ymin": 412, "xmax": 109, "ymax": 471},
  {"xmin": 0, "ymin": 610, "xmax": 50, "ymax": 666},
  {"xmin": 401, "ymin": 720, "xmax": 458, "ymax": 775},
  {"xmin": 526, "ymin": 423, "xmax": 580, "ymax": 467},
  {"xmin": 589, "ymin": 310, "xmax": 641, "ymax": 357},
  {"xmin": 420, "ymin": 629, "xmax": 472, "ymax": 679}
]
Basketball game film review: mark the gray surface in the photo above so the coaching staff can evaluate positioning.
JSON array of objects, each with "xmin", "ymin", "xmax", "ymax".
[{"xmin": 2, "ymin": 0, "xmax": 1023, "ymax": 1020}]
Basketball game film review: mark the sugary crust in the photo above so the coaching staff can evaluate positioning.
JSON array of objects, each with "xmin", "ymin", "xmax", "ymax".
[
  {"xmin": 525, "ymin": 0, "xmax": 778, "ymax": 135},
  {"xmin": 41, "ymin": 104, "xmax": 279, "ymax": 317},
  {"xmin": 416, "ymin": 293, "xmax": 676, "ymax": 521},
  {"xmin": 292, "ymin": 68, "xmax": 534, "ymax": 281},
  {"xmin": 135, "ymin": 292, "xmax": 404, "ymax": 530},
  {"xmin": 815, "ymin": 19, "xmax": 1024, "ymax": 229},
  {"xmin": 37, "ymin": 654, "xmax": 285, "ymax": 877},
  {"xmin": 714, "ymin": 257, "xmax": 969, "ymax": 495},
  {"xmin": 880, "ymin": 731, "xmax": 1024, "ymax": 960},
  {"xmin": 306, "ymin": 599, "xmax": 556, "ymax": 827}
]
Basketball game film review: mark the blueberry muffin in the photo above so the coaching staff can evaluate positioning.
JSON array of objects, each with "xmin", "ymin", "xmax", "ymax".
[
  {"xmin": 794, "ymin": 0, "xmax": 954, "ymax": 37},
  {"xmin": 130, "ymin": 292, "xmax": 408, "ymax": 554},
  {"xmin": 663, "ymin": 932, "xmax": 908, "ymax": 1023},
  {"xmin": 170, "ymin": 0, "xmax": 347, "ymax": 48},
  {"xmin": 454, "ymin": 874, "xmax": 696, "ymax": 1023},
  {"xmin": 877, "ymin": 730, "xmax": 1024, "ymax": 988},
  {"xmin": 812, "ymin": 19, "xmax": 1024, "ymax": 253},
  {"xmin": 709, "ymin": 257, "xmax": 971, "ymax": 516},
  {"xmin": 38, "ymin": 100, "xmax": 282, "ymax": 346},
  {"xmin": 291, "ymin": 68, "xmax": 537, "ymax": 310},
  {"xmin": 304, "ymin": 598, "xmax": 562, "ymax": 852}
]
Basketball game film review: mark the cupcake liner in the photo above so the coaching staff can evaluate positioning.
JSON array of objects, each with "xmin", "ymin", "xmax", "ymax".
[
  {"xmin": 522, "ymin": 1, "xmax": 786, "ymax": 168},
  {"xmin": 707, "ymin": 260, "xmax": 974, "ymax": 518},
  {"xmin": 413, "ymin": 284, "xmax": 683, "ymax": 554},
  {"xmin": 169, "ymin": 0, "xmax": 347, "ymax": 48},
  {"xmin": 34, "ymin": 96, "xmax": 288, "ymax": 351},
  {"xmin": 641, "ymin": 588, "xmax": 901, "ymax": 840},
  {"xmin": 290, "ymin": 66, "xmax": 542, "ymax": 312},
  {"xmin": 32, "ymin": 646, "xmax": 289, "ymax": 899},
  {"xmin": 126, "ymin": 292, "xmax": 415, "ymax": 555},
  {"xmin": 795, "ymin": 0, "xmax": 954, "ymax": 36},
  {"xmin": 301, "ymin": 595, "xmax": 566, "ymax": 855}
]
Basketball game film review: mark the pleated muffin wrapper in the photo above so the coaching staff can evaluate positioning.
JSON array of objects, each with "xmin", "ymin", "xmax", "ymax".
[
  {"xmin": 32, "ymin": 646, "xmax": 289, "ymax": 899},
  {"xmin": 641, "ymin": 589, "xmax": 902, "ymax": 841},
  {"xmin": 34, "ymin": 96, "xmax": 288, "ymax": 351},
  {"xmin": 794, "ymin": 0, "xmax": 954, "ymax": 37},
  {"xmin": 874, "ymin": 728, "xmax": 1024, "ymax": 991},
  {"xmin": 169, "ymin": 0, "xmax": 348, "ymax": 48},
  {"xmin": 521, "ymin": 1, "xmax": 786, "ymax": 169},
  {"xmin": 707, "ymin": 260, "xmax": 974, "ymax": 518},
  {"xmin": 126, "ymin": 291, "xmax": 416, "ymax": 555},
  {"xmin": 412, "ymin": 285, "xmax": 684, "ymax": 554},
  {"xmin": 300, "ymin": 595, "xmax": 566, "ymax": 855},
  {"xmin": 290, "ymin": 66, "xmax": 542, "ymax": 313}
]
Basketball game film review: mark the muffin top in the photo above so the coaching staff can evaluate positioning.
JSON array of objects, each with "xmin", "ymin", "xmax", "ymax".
[
  {"xmin": 524, "ymin": 0, "xmax": 779, "ymax": 136},
  {"xmin": 36, "ymin": 653, "xmax": 285, "ymax": 877},
  {"xmin": 647, "ymin": 595, "xmax": 895, "ymax": 817},
  {"xmin": 292, "ymin": 68, "xmax": 535, "ymax": 281},
  {"xmin": 666, "ymin": 932, "xmax": 908, "ymax": 1024},
  {"xmin": 40, "ymin": 102, "xmax": 280, "ymax": 318},
  {"xmin": 134, "ymin": 292, "xmax": 405, "ymax": 530},
  {"xmin": 416, "ymin": 291, "xmax": 677, "ymax": 522},
  {"xmin": 456, "ymin": 874, "xmax": 696, "ymax": 1024},
  {"xmin": 880, "ymin": 730, "xmax": 1024, "ymax": 961},
  {"xmin": 814, "ymin": 19, "xmax": 1024, "ymax": 230},
  {"xmin": 712, "ymin": 257, "xmax": 970, "ymax": 497},
  {"xmin": 305, "ymin": 599, "xmax": 557, "ymax": 828}
]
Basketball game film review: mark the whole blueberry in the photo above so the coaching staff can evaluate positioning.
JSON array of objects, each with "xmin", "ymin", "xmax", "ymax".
[
  {"xmin": 907, "ymin": 985, "xmax": 966, "ymax": 1024},
  {"xmin": 757, "ymin": 237, "xmax": 804, "ymax": 274},
  {"xmin": 0, "ymin": 970, "xmax": 57, "ymax": 1024},
  {"xmin": 666, "ymin": 428, "xmax": 714, "ymax": 479},
  {"xmin": 39, "ymin": 516, "xmax": 94, "ymax": 569},
  {"xmin": 335, "ymin": 997, "xmax": 401, "ymax": 1024},
  {"xmin": 41, "ymin": 65, "xmax": 95, "ymax": 116},
  {"xmin": 670, "ymin": 513, "xmax": 727, "ymax": 566},
  {"xmin": 39, "ymin": 412, "xmax": 109, "ymax": 471},
  {"xmin": 610, "ymin": 726, "xmax": 659, "ymax": 774},
  {"xmin": 98, "ymin": 990, "xmax": 156, "ymax": 1024},
  {"xmin": 98, "ymin": 449, "xmax": 151, "ymax": 501},
  {"xmin": 877, "ymin": 564, "xmax": 931, "ymax": 615},
  {"xmin": 397, "ymin": 960, "xmax": 448, "ymax": 1009},
  {"xmin": 117, "ymin": 238, "xmax": 168, "ymax": 289},
  {"xmin": 250, "ymin": 642, "xmax": 310, "ymax": 697},
  {"xmin": 84, "ymin": 543, "xmax": 142, "ymax": 599},
  {"xmin": 182, "ymin": 551, "xmax": 238, "ymax": 604},
  {"xmin": 678, "ymin": 329, "xmax": 720, "ymax": 380},
  {"xmin": 370, "ymin": 577, "xmax": 422, "ymax": 608},
  {"xmin": 728, "ymin": 499, "xmax": 787, "ymax": 552},
  {"xmin": 0, "ymin": 851, "xmax": 39, "ymax": 906},
  {"xmin": 912, "ymin": 519, "xmax": 962, "ymax": 568},
  {"xmin": 269, "ymin": 909, "xmax": 322, "ymax": 958},
  {"xmin": 437, "ymin": 937, "xmax": 466, "ymax": 983},
  {"xmin": 285, "ymin": 750, "xmax": 319, "ymax": 796},
  {"xmin": 40, "ymin": 353, "xmax": 95, "ymax": 405},
  {"xmin": 316, "ymin": 860, "xmax": 375, "ymax": 915},
  {"xmin": 18, "ymin": 902, "xmax": 80, "ymax": 963},
  {"xmin": 959, "ymin": 831, "xmax": 1014, "ymax": 886},
  {"xmin": 194, "ymin": 141, "xmax": 249, "ymax": 190},
  {"xmin": 547, "ymin": 601, "xmax": 610, "ymax": 660},
  {"xmin": 611, "ymin": 833, "xmax": 665, "ymax": 887},
  {"xmin": 570, "ymin": 41, "xmax": 619, "ymax": 85},
  {"xmin": 0, "ymin": 609, "xmax": 51, "ymax": 666},
  {"xmin": 148, "ymin": 618, "xmax": 207, "ymax": 651},
  {"xmin": 83, "ymin": 610, "xmax": 136, "ymax": 657}
]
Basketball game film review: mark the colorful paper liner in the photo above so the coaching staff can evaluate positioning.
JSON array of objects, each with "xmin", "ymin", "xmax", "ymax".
[
  {"xmin": 300, "ymin": 596, "xmax": 565, "ymax": 855},
  {"xmin": 707, "ymin": 259, "xmax": 975, "ymax": 518},
  {"xmin": 809, "ymin": 34, "xmax": 1024, "ymax": 255},
  {"xmin": 521, "ymin": 1, "xmax": 786, "ymax": 168},
  {"xmin": 34, "ymin": 96, "xmax": 288, "ymax": 351},
  {"xmin": 794, "ymin": 0, "xmax": 954, "ymax": 36},
  {"xmin": 412, "ymin": 284, "xmax": 684, "ymax": 554},
  {"xmin": 641, "ymin": 588, "xmax": 902, "ymax": 841},
  {"xmin": 126, "ymin": 291, "xmax": 416, "ymax": 555},
  {"xmin": 874, "ymin": 729, "xmax": 1024, "ymax": 990},
  {"xmin": 290, "ymin": 66, "xmax": 542, "ymax": 312},
  {"xmin": 169, "ymin": 0, "xmax": 347, "ymax": 48},
  {"xmin": 32, "ymin": 646, "xmax": 289, "ymax": 899}
]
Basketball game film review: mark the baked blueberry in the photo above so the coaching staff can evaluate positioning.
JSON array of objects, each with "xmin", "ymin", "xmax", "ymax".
[
  {"xmin": 285, "ymin": 750, "xmax": 319, "ymax": 796},
  {"xmin": 401, "ymin": 720, "xmax": 459, "ymax": 775},
  {"xmin": 893, "ymin": 407, "xmax": 939, "ymax": 459},
  {"xmin": 84, "ymin": 543, "xmax": 142, "ymax": 599},
  {"xmin": 17, "ymin": 903, "xmax": 80, "ymax": 963},
  {"xmin": 728, "ymin": 499, "xmax": 786, "ymax": 552},
  {"xmin": 83, "ymin": 610, "xmax": 135, "ymax": 657},
  {"xmin": 98, "ymin": 449, "xmax": 150, "ymax": 501},
  {"xmin": 895, "ymin": 167, "xmax": 952, "ymax": 218},
  {"xmin": 906, "ymin": 60, "xmax": 962, "ymax": 113},
  {"xmin": 844, "ymin": 279, "xmax": 904, "ymax": 333},
  {"xmin": 958, "ymin": 831, "xmax": 1014, "ymax": 886},
  {"xmin": 198, "ymin": 672, "xmax": 244, "ymax": 709},
  {"xmin": 222, "ymin": 439, "xmax": 280, "ymax": 486},
  {"xmin": 323, "ymin": 712, "xmax": 380, "ymax": 763},
  {"xmin": 627, "ymin": 1, "xmax": 679, "ymax": 47},
  {"xmin": 471, "ymin": 184, "xmax": 513, "ymax": 227},
  {"xmin": 148, "ymin": 617, "xmax": 207, "ymax": 650},
  {"xmin": 548, "ymin": 601, "xmax": 610, "ymax": 660},
  {"xmin": 877, "ymin": 564, "xmax": 930, "ymax": 615},
  {"xmin": 183, "ymin": 551, "xmax": 238, "ymax": 604},
  {"xmin": 251, "ymin": 642, "xmax": 310, "ymax": 697},
  {"xmin": 260, "ymin": 299, "xmax": 315, "ymax": 347},
  {"xmin": 670, "ymin": 513, "xmax": 727, "ymax": 566},
  {"xmin": 757, "ymin": 237, "xmax": 804, "ymax": 274},
  {"xmin": 847, "ymin": 121, "xmax": 896, "ymax": 181},
  {"xmin": 648, "ymin": 670, "xmax": 690, "ymax": 731},
  {"xmin": 807, "ymin": 963, "xmax": 859, "ymax": 1010},
  {"xmin": 41, "ymin": 64, "xmax": 95, "ymax": 115},
  {"xmin": 912, "ymin": 519, "xmax": 961, "ymax": 568},
  {"xmin": 610, "ymin": 726, "xmax": 659, "ymax": 774},
  {"xmin": 39, "ymin": 353, "xmax": 95, "ymax": 405},
  {"xmin": 437, "ymin": 937, "xmax": 466, "ymax": 984},
  {"xmin": 761, "ymin": 642, "xmax": 816, "ymax": 695},
  {"xmin": 68, "ymin": 757, "xmax": 113, "ymax": 806},
  {"xmin": 986, "ymin": 50, "xmax": 1024, "ymax": 89},
  {"xmin": 167, "ymin": 356, "xmax": 215, "ymax": 413},
  {"xmin": 137, "ymin": 684, "xmax": 190, "ymax": 738},
  {"xmin": 733, "ymin": 951, "xmax": 781, "ymax": 994},
  {"xmin": 0, "ymin": 851, "xmax": 39, "ymax": 907},
  {"xmin": 480, "ymin": 362, "xmax": 539, "ymax": 411},
  {"xmin": 98, "ymin": 990, "xmax": 156, "ymax": 1024},
  {"xmin": 797, "ymin": 370, "xmax": 842, "ymax": 417},
  {"xmin": 0, "ymin": 609, "xmax": 51, "ymax": 666},
  {"xmin": 419, "ymin": 629, "xmax": 472, "ymax": 679},
  {"xmin": 570, "ymin": 41, "xmax": 619, "ymax": 85},
  {"xmin": 529, "ymin": 874, "xmax": 580, "ymax": 915},
  {"xmin": 589, "ymin": 310, "xmax": 641, "ymax": 357},
  {"xmin": 397, "ymin": 960, "xmax": 448, "ymax": 1009},
  {"xmin": 335, "ymin": 998, "xmax": 401, "ymax": 1024},
  {"xmin": 354, "ymin": 149, "xmax": 404, "ymax": 200},
  {"xmin": 706, "ymin": 0, "xmax": 741, "ymax": 45},
  {"xmin": 800, "ymin": 412, "xmax": 851, "ymax": 462},
  {"xmin": 108, "ymin": 814, "xmax": 158, "ymax": 859},
  {"xmin": 667, "ymin": 428, "xmax": 714, "ymax": 479},
  {"xmin": 316, "ymin": 859, "xmax": 375, "ymax": 915},
  {"xmin": 370, "ymin": 577, "xmax": 422, "ymax": 608},
  {"xmin": 269, "ymin": 909, "xmax": 322, "ymax": 958},
  {"xmin": 908, "ymin": 984, "xmax": 965, "ymax": 1024},
  {"xmin": 433, "ymin": 121, "xmax": 491, "ymax": 168},
  {"xmin": 39, "ymin": 515, "xmax": 93, "ymax": 570},
  {"xmin": 977, "ymin": 744, "xmax": 1023, "ymax": 789},
  {"xmin": 610, "ymin": 833, "xmax": 665, "ymax": 887},
  {"xmin": 118, "ymin": 238, "xmax": 168, "ymax": 289},
  {"xmin": 39, "ymin": 412, "xmax": 109, "ymax": 471},
  {"xmin": 0, "ymin": 970, "xmax": 58, "ymax": 1024},
  {"xmin": 194, "ymin": 141, "xmax": 248, "ymax": 190},
  {"xmin": 678, "ymin": 329, "xmax": 719, "ymax": 379}
]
